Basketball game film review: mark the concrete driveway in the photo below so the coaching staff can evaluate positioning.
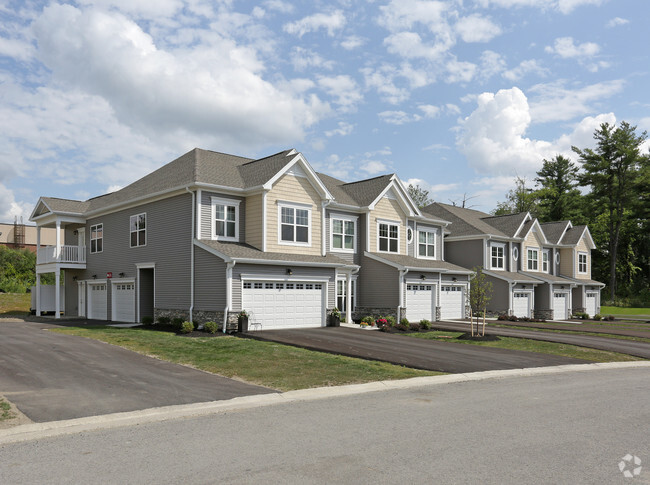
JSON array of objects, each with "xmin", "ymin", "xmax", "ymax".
[
  {"xmin": 0, "ymin": 320, "xmax": 274, "ymax": 423},
  {"xmin": 248, "ymin": 327, "xmax": 587, "ymax": 373}
]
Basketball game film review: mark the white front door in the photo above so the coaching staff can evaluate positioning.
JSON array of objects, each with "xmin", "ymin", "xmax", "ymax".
[
  {"xmin": 513, "ymin": 292, "xmax": 531, "ymax": 318},
  {"xmin": 406, "ymin": 284, "xmax": 435, "ymax": 322},
  {"xmin": 112, "ymin": 281, "xmax": 136, "ymax": 322},
  {"xmin": 585, "ymin": 292, "xmax": 597, "ymax": 317},
  {"xmin": 242, "ymin": 281, "xmax": 325, "ymax": 329},
  {"xmin": 88, "ymin": 283, "xmax": 107, "ymax": 320},
  {"xmin": 553, "ymin": 293, "xmax": 568, "ymax": 320},
  {"xmin": 440, "ymin": 286, "xmax": 464, "ymax": 320}
]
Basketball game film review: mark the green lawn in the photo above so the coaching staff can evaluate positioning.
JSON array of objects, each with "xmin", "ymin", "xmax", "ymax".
[
  {"xmin": 0, "ymin": 293, "xmax": 31, "ymax": 316},
  {"xmin": 601, "ymin": 306, "xmax": 650, "ymax": 315},
  {"xmin": 50, "ymin": 326, "xmax": 440, "ymax": 391},
  {"xmin": 0, "ymin": 398, "xmax": 13, "ymax": 422},
  {"xmin": 409, "ymin": 331, "xmax": 643, "ymax": 363}
]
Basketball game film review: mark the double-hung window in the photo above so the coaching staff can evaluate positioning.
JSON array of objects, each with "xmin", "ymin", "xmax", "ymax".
[
  {"xmin": 90, "ymin": 223, "xmax": 103, "ymax": 254},
  {"xmin": 491, "ymin": 244, "xmax": 505, "ymax": 269},
  {"xmin": 130, "ymin": 213, "xmax": 146, "ymax": 247},
  {"xmin": 578, "ymin": 252, "xmax": 588, "ymax": 273},
  {"xmin": 418, "ymin": 230, "xmax": 436, "ymax": 258},
  {"xmin": 527, "ymin": 248, "xmax": 539, "ymax": 271},
  {"xmin": 542, "ymin": 249, "xmax": 550, "ymax": 273},
  {"xmin": 280, "ymin": 203, "xmax": 310, "ymax": 245},
  {"xmin": 331, "ymin": 215, "xmax": 356, "ymax": 252},
  {"xmin": 212, "ymin": 198, "xmax": 240, "ymax": 241},
  {"xmin": 378, "ymin": 221, "xmax": 399, "ymax": 253}
]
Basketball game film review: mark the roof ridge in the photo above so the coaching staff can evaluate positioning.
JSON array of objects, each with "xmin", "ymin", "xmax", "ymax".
[
  {"xmin": 480, "ymin": 212, "xmax": 527, "ymax": 220},
  {"xmin": 240, "ymin": 149, "xmax": 291, "ymax": 166},
  {"xmin": 341, "ymin": 174, "xmax": 392, "ymax": 187}
]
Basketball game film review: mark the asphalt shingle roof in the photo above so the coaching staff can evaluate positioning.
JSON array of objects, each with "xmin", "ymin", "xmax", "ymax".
[
  {"xmin": 540, "ymin": 221, "xmax": 571, "ymax": 245},
  {"xmin": 41, "ymin": 197, "xmax": 90, "ymax": 214},
  {"xmin": 367, "ymin": 252, "xmax": 473, "ymax": 273},
  {"xmin": 482, "ymin": 270, "xmax": 541, "ymax": 284},
  {"xmin": 422, "ymin": 203, "xmax": 511, "ymax": 238},
  {"xmin": 518, "ymin": 271, "xmax": 576, "ymax": 284},
  {"xmin": 560, "ymin": 225, "xmax": 587, "ymax": 245},
  {"xmin": 483, "ymin": 212, "xmax": 529, "ymax": 238}
]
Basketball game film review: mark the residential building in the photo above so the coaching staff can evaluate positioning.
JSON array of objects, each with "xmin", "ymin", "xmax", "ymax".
[{"xmin": 0, "ymin": 220, "xmax": 60, "ymax": 253}]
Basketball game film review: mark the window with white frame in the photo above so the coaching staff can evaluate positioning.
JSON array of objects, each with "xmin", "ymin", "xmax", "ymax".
[
  {"xmin": 336, "ymin": 279, "xmax": 356, "ymax": 312},
  {"xmin": 542, "ymin": 249, "xmax": 550, "ymax": 273},
  {"xmin": 578, "ymin": 252, "xmax": 588, "ymax": 273},
  {"xmin": 130, "ymin": 214, "xmax": 146, "ymax": 248},
  {"xmin": 212, "ymin": 198, "xmax": 239, "ymax": 241},
  {"xmin": 491, "ymin": 243, "xmax": 505, "ymax": 269},
  {"xmin": 331, "ymin": 215, "xmax": 356, "ymax": 252},
  {"xmin": 418, "ymin": 229, "xmax": 436, "ymax": 258},
  {"xmin": 378, "ymin": 221, "xmax": 399, "ymax": 253},
  {"xmin": 280, "ymin": 204, "xmax": 310, "ymax": 244},
  {"xmin": 90, "ymin": 223, "xmax": 103, "ymax": 253},
  {"xmin": 527, "ymin": 247, "xmax": 539, "ymax": 271}
]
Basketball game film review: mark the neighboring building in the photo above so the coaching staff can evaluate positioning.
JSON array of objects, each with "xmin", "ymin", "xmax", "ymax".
[
  {"xmin": 0, "ymin": 220, "xmax": 60, "ymax": 253},
  {"xmin": 30, "ymin": 148, "xmax": 471, "ymax": 328},
  {"xmin": 422, "ymin": 203, "xmax": 604, "ymax": 319}
]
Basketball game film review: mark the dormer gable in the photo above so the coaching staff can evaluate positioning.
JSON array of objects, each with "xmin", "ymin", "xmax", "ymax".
[
  {"xmin": 368, "ymin": 175, "xmax": 421, "ymax": 218},
  {"xmin": 262, "ymin": 150, "xmax": 333, "ymax": 201}
]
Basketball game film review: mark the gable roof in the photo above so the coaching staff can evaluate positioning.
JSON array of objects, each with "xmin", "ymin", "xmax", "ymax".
[
  {"xmin": 560, "ymin": 225, "xmax": 596, "ymax": 249},
  {"xmin": 483, "ymin": 212, "xmax": 530, "ymax": 238},
  {"xmin": 422, "ymin": 203, "xmax": 510, "ymax": 238},
  {"xmin": 540, "ymin": 221, "xmax": 572, "ymax": 245}
]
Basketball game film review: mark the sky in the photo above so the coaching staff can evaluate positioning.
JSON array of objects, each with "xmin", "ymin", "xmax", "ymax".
[{"xmin": 1, "ymin": 0, "xmax": 649, "ymax": 223}]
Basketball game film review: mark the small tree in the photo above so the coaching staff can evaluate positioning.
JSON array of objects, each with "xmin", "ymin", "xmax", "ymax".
[
  {"xmin": 469, "ymin": 267, "xmax": 493, "ymax": 336},
  {"xmin": 492, "ymin": 176, "xmax": 539, "ymax": 216},
  {"xmin": 407, "ymin": 184, "xmax": 433, "ymax": 209}
]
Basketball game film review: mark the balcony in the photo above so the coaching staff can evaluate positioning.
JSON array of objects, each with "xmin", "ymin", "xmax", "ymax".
[{"xmin": 37, "ymin": 245, "xmax": 86, "ymax": 266}]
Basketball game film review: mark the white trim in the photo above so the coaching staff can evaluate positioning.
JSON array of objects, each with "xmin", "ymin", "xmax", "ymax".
[
  {"xmin": 136, "ymin": 263, "xmax": 156, "ymax": 324},
  {"xmin": 512, "ymin": 212, "xmax": 532, "ymax": 239},
  {"xmin": 262, "ymin": 190, "xmax": 268, "ymax": 252},
  {"xmin": 263, "ymin": 152, "xmax": 334, "ymax": 200},
  {"xmin": 330, "ymin": 213, "xmax": 357, "ymax": 254},
  {"xmin": 542, "ymin": 249, "xmax": 550, "ymax": 273},
  {"xmin": 129, "ymin": 212, "xmax": 147, "ymax": 248},
  {"xmin": 377, "ymin": 219, "xmax": 400, "ymax": 254},
  {"xmin": 278, "ymin": 202, "xmax": 312, "ymax": 247},
  {"xmin": 196, "ymin": 189, "xmax": 202, "ymax": 239},
  {"xmin": 111, "ymin": 279, "xmax": 136, "ymax": 323},
  {"xmin": 526, "ymin": 247, "xmax": 539, "ymax": 271},
  {"xmin": 578, "ymin": 251, "xmax": 588, "ymax": 274},
  {"xmin": 490, "ymin": 242, "xmax": 506, "ymax": 270},
  {"xmin": 77, "ymin": 280, "xmax": 86, "ymax": 317},
  {"xmin": 90, "ymin": 223, "xmax": 103, "ymax": 254},
  {"xmin": 240, "ymin": 274, "xmax": 330, "ymax": 283},
  {"xmin": 416, "ymin": 227, "xmax": 438, "ymax": 260},
  {"xmin": 210, "ymin": 197, "xmax": 241, "ymax": 242}
]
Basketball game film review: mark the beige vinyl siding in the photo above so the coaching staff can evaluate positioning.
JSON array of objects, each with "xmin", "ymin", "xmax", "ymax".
[
  {"xmin": 265, "ymin": 174, "xmax": 322, "ymax": 255},
  {"xmin": 524, "ymin": 229, "xmax": 544, "ymax": 271},
  {"xmin": 575, "ymin": 236, "xmax": 591, "ymax": 280},
  {"xmin": 245, "ymin": 193, "xmax": 263, "ymax": 250},
  {"xmin": 560, "ymin": 248, "xmax": 574, "ymax": 277},
  {"xmin": 370, "ymin": 197, "xmax": 406, "ymax": 254}
]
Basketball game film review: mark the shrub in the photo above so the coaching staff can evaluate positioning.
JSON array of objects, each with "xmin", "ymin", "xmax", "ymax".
[
  {"xmin": 375, "ymin": 318, "xmax": 388, "ymax": 329},
  {"xmin": 179, "ymin": 321, "xmax": 194, "ymax": 334},
  {"xmin": 142, "ymin": 316, "xmax": 154, "ymax": 326},
  {"xmin": 593, "ymin": 314, "xmax": 602, "ymax": 321},
  {"xmin": 361, "ymin": 315, "xmax": 374, "ymax": 325},
  {"xmin": 409, "ymin": 322, "xmax": 420, "ymax": 332},
  {"xmin": 204, "ymin": 321, "xmax": 218, "ymax": 334},
  {"xmin": 508, "ymin": 315, "xmax": 518, "ymax": 322},
  {"xmin": 386, "ymin": 316, "xmax": 397, "ymax": 327},
  {"xmin": 419, "ymin": 319, "xmax": 431, "ymax": 330},
  {"xmin": 606, "ymin": 314, "xmax": 615, "ymax": 321},
  {"xmin": 497, "ymin": 314, "xmax": 508, "ymax": 321},
  {"xmin": 157, "ymin": 316, "xmax": 171, "ymax": 326},
  {"xmin": 400, "ymin": 318, "xmax": 410, "ymax": 326},
  {"xmin": 171, "ymin": 317, "xmax": 185, "ymax": 330}
]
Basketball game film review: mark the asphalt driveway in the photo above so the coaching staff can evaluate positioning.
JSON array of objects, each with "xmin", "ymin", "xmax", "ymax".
[
  {"xmin": 0, "ymin": 320, "xmax": 274, "ymax": 423},
  {"xmin": 247, "ymin": 327, "xmax": 587, "ymax": 373}
]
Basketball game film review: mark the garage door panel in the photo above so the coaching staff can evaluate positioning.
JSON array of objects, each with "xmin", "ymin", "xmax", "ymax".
[
  {"xmin": 113, "ymin": 282, "xmax": 136, "ymax": 322},
  {"xmin": 513, "ymin": 292, "xmax": 530, "ymax": 318},
  {"xmin": 89, "ymin": 284, "xmax": 107, "ymax": 320},
  {"xmin": 553, "ymin": 293, "xmax": 567, "ymax": 320},
  {"xmin": 406, "ymin": 284, "xmax": 434, "ymax": 322},
  {"xmin": 585, "ymin": 293, "xmax": 597, "ymax": 317},
  {"xmin": 440, "ymin": 286, "xmax": 463, "ymax": 320}
]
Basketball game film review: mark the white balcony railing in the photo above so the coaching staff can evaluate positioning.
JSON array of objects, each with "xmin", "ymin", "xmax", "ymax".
[{"xmin": 37, "ymin": 245, "xmax": 86, "ymax": 265}]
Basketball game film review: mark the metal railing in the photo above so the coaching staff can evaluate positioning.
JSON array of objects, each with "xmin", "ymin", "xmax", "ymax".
[{"xmin": 37, "ymin": 245, "xmax": 86, "ymax": 264}]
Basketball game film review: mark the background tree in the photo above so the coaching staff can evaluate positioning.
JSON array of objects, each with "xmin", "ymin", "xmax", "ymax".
[
  {"xmin": 572, "ymin": 121, "xmax": 649, "ymax": 302},
  {"xmin": 407, "ymin": 184, "xmax": 433, "ymax": 209},
  {"xmin": 534, "ymin": 155, "xmax": 583, "ymax": 223},
  {"xmin": 492, "ymin": 176, "xmax": 538, "ymax": 216},
  {"xmin": 469, "ymin": 267, "xmax": 492, "ymax": 336}
]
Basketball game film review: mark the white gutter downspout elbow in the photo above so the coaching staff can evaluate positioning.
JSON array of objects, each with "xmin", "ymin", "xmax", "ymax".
[
  {"xmin": 224, "ymin": 261, "xmax": 236, "ymax": 333},
  {"xmin": 186, "ymin": 187, "xmax": 195, "ymax": 324},
  {"xmin": 398, "ymin": 268, "xmax": 409, "ymax": 320}
]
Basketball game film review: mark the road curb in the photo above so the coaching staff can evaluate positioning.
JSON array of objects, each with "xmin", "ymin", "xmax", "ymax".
[{"xmin": 1, "ymin": 361, "xmax": 648, "ymax": 445}]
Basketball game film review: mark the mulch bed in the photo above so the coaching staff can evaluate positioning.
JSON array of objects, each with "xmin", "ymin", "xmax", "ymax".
[{"xmin": 456, "ymin": 332, "xmax": 501, "ymax": 342}]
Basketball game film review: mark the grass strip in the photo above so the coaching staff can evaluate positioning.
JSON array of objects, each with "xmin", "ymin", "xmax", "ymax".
[
  {"xmin": 600, "ymin": 306, "xmax": 650, "ymax": 316},
  {"xmin": 0, "ymin": 398, "xmax": 14, "ymax": 422},
  {"xmin": 491, "ymin": 324, "xmax": 650, "ymax": 344},
  {"xmin": 408, "ymin": 331, "xmax": 644, "ymax": 363},
  {"xmin": 0, "ymin": 293, "xmax": 31, "ymax": 317},
  {"xmin": 50, "ymin": 326, "xmax": 440, "ymax": 391}
]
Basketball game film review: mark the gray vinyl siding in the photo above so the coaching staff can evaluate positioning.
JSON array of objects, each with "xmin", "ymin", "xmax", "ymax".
[
  {"xmin": 407, "ymin": 220, "xmax": 415, "ymax": 257},
  {"xmin": 445, "ymin": 239, "xmax": 483, "ymax": 269},
  {"xmin": 64, "ymin": 270, "xmax": 78, "ymax": 316},
  {"xmin": 536, "ymin": 283, "xmax": 550, "ymax": 310},
  {"xmin": 358, "ymin": 255, "xmax": 398, "ymax": 308},
  {"xmin": 486, "ymin": 276, "xmax": 509, "ymax": 313},
  {"xmin": 325, "ymin": 209, "xmax": 361, "ymax": 265},
  {"xmin": 232, "ymin": 264, "xmax": 336, "ymax": 311},
  {"xmin": 194, "ymin": 246, "xmax": 227, "ymax": 310},
  {"xmin": 199, "ymin": 191, "xmax": 246, "ymax": 241},
  {"xmin": 511, "ymin": 242, "xmax": 521, "ymax": 271},
  {"xmin": 572, "ymin": 287, "xmax": 583, "ymax": 309},
  {"xmin": 82, "ymin": 193, "xmax": 193, "ymax": 318}
]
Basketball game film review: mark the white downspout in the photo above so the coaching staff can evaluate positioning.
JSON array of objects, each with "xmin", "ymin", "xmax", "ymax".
[
  {"xmin": 509, "ymin": 281, "xmax": 515, "ymax": 316},
  {"xmin": 321, "ymin": 200, "xmax": 330, "ymax": 256},
  {"xmin": 262, "ymin": 190, "xmax": 268, "ymax": 252},
  {"xmin": 186, "ymin": 188, "xmax": 195, "ymax": 324},
  {"xmin": 224, "ymin": 261, "xmax": 236, "ymax": 333},
  {"xmin": 398, "ymin": 268, "xmax": 409, "ymax": 320},
  {"xmin": 36, "ymin": 226, "xmax": 41, "ymax": 317}
]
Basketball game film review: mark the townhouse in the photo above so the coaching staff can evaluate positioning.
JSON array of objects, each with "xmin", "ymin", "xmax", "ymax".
[
  {"xmin": 423, "ymin": 203, "xmax": 604, "ymax": 319},
  {"xmin": 30, "ymin": 148, "xmax": 471, "ymax": 330}
]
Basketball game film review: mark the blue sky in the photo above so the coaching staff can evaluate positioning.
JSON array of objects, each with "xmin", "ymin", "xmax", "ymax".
[{"xmin": 1, "ymin": 0, "xmax": 649, "ymax": 222}]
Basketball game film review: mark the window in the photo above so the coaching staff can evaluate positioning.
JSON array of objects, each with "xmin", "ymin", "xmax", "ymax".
[
  {"xmin": 378, "ymin": 222, "xmax": 399, "ymax": 253},
  {"xmin": 406, "ymin": 227, "xmax": 414, "ymax": 244},
  {"xmin": 418, "ymin": 230, "xmax": 436, "ymax": 258},
  {"xmin": 542, "ymin": 249, "xmax": 550, "ymax": 273},
  {"xmin": 130, "ymin": 214, "xmax": 146, "ymax": 247},
  {"xmin": 211, "ymin": 198, "xmax": 239, "ymax": 241},
  {"xmin": 491, "ymin": 244, "xmax": 505, "ymax": 269},
  {"xmin": 331, "ymin": 216, "xmax": 355, "ymax": 252},
  {"xmin": 527, "ymin": 248, "xmax": 539, "ymax": 271},
  {"xmin": 578, "ymin": 252, "xmax": 588, "ymax": 273},
  {"xmin": 280, "ymin": 204, "xmax": 310, "ymax": 245},
  {"xmin": 90, "ymin": 224, "xmax": 103, "ymax": 253},
  {"xmin": 336, "ymin": 279, "xmax": 356, "ymax": 312}
]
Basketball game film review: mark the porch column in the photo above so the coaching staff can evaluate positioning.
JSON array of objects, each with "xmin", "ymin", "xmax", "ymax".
[
  {"xmin": 345, "ymin": 272, "xmax": 352, "ymax": 324},
  {"xmin": 36, "ymin": 273, "xmax": 41, "ymax": 316},
  {"xmin": 55, "ymin": 269, "xmax": 60, "ymax": 319},
  {"xmin": 55, "ymin": 220, "xmax": 61, "ymax": 259}
]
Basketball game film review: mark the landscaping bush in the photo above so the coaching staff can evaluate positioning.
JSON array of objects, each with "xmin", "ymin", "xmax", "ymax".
[
  {"xmin": 497, "ymin": 314, "xmax": 508, "ymax": 321},
  {"xmin": 572, "ymin": 312, "xmax": 589, "ymax": 320},
  {"xmin": 375, "ymin": 317, "xmax": 388, "ymax": 329},
  {"xmin": 605, "ymin": 314, "xmax": 615, "ymax": 321},
  {"xmin": 204, "ymin": 321, "xmax": 218, "ymax": 334},
  {"xmin": 171, "ymin": 317, "xmax": 185, "ymax": 330},
  {"xmin": 386, "ymin": 316, "xmax": 396, "ymax": 327},
  {"xmin": 179, "ymin": 321, "xmax": 194, "ymax": 334},
  {"xmin": 419, "ymin": 319, "xmax": 431, "ymax": 330},
  {"xmin": 508, "ymin": 315, "xmax": 518, "ymax": 322},
  {"xmin": 361, "ymin": 315, "xmax": 374, "ymax": 325},
  {"xmin": 157, "ymin": 316, "xmax": 171, "ymax": 326},
  {"xmin": 593, "ymin": 314, "xmax": 602, "ymax": 321},
  {"xmin": 409, "ymin": 322, "xmax": 420, "ymax": 332},
  {"xmin": 396, "ymin": 318, "xmax": 409, "ymax": 331},
  {"xmin": 142, "ymin": 316, "xmax": 154, "ymax": 326}
]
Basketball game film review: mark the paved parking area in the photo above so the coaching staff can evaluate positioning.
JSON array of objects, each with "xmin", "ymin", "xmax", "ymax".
[
  {"xmin": 0, "ymin": 320, "xmax": 274, "ymax": 422},
  {"xmin": 247, "ymin": 327, "xmax": 587, "ymax": 373}
]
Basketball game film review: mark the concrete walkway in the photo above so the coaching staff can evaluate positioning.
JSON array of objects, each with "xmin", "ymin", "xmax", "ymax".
[{"xmin": 246, "ymin": 327, "xmax": 587, "ymax": 373}]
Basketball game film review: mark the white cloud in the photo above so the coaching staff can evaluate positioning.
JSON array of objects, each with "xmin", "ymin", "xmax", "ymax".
[
  {"xmin": 405, "ymin": 178, "xmax": 458, "ymax": 200},
  {"xmin": 290, "ymin": 47, "xmax": 334, "ymax": 71},
  {"xmin": 0, "ymin": 183, "xmax": 32, "ymax": 223},
  {"xmin": 75, "ymin": 0, "xmax": 183, "ymax": 18},
  {"xmin": 0, "ymin": 36, "xmax": 35, "ymax": 62},
  {"xmin": 317, "ymin": 75, "xmax": 362, "ymax": 111},
  {"xmin": 283, "ymin": 10, "xmax": 345, "ymax": 37},
  {"xmin": 384, "ymin": 31, "xmax": 451, "ymax": 60},
  {"xmin": 340, "ymin": 36, "xmax": 365, "ymax": 50},
  {"xmin": 418, "ymin": 104, "xmax": 441, "ymax": 118},
  {"xmin": 503, "ymin": 59, "xmax": 547, "ymax": 81},
  {"xmin": 378, "ymin": 0, "xmax": 450, "ymax": 32},
  {"xmin": 480, "ymin": 50, "xmax": 507, "ymax": 79},
  {"xmin": 379, "ymin": 110, "xmax": 415, "ymax": 125},
  {"xmin": 475, "ymin": 0, "xmax": 602, "ymax": 14},
  {"xmin": 455, "ymin": 15, "xmax": 502, "ymax": 43},
  {"xmin": 553, "ymin": 112, "xmax": 617, "ymax": 153},
  {"xmin": 264, "ymin": 0, "xmax": 295, "ymax": 14},
  {"xmin": 325, "ymin": 121, "xmax": 354, "ymax": 137},
  {"xmin": 606, "ymin": 17, "xmax": 629, "ymax": 28},
  {"xmin": 360, "ymin": 160, "xmax": 388, "ymax": 175},
  {"xmin": 545, "ymin": 37, "xmax": 600, "ymax": 58},
  {"xmin": 361, "ymin": 63, "xmax": 433, "ymax": 104},
  {"xmin": 446, "ymin": 59, "xmax": 477, "ymax": 83}
]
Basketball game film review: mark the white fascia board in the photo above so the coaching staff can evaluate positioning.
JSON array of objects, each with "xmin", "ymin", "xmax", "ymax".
[
  {"xmin": 363, "ymin": 251, "xmax": 472, "ymax": 275},
  {"xmin": 512, "ymin": 212, "xmax": 532, "ymax": 238},
  {"xmin": 328, "ymin": 202, "xmax": 369, "ymax": 212},
  {"xmin": 31, "ymin": 213, "xmax": 86, "ymax": 226},
  {"xmin": 413, "ymin": 214, "xmax": 451, "ymax": 227},
  {"xmin": 194, "ymin": 182, "xmax": 252, "ymax": 194},
  {"xmin": 581, "ymin": 226, "xmax": 597, "ymax": 249},
  {"xmin": 556, "ymin": 221, "xmax": 572, "ymax": 244},
  {"xmin": 392, "ymin": 175, "xmax": 422, "ymax": 216},
  {"xmin": 368, "ymin": 177, "xmax": 417, "ymax": 216},
  {"xmin": 483, "ymin": 270, "xmax": 539, "ymax": 285},
  {"xmin": 233, "ymin": 258, "xmax": 347, "ymax": 268},
  {"xmin": 84, "ymin": 186, "xmax": 191, "ymax": 218},
  {"xmin": 29, "ymin": 198, "xmax": 54, "ymax": 221},
  {"xmin": 263, "ymin": 153, "xmax": 334, "ymax": 200},
  {"xmin": 193, "ymin": 239, "xmax": 233, "ymax": 263},
  {"xmin": 520, "ymin": 219, "xmax": 550, "ymax": 246}
]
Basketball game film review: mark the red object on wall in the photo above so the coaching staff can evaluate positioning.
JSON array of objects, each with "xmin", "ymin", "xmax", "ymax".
[{"xmin": 107, "ymin": 272, "xmax": 113, "ymax": 279}]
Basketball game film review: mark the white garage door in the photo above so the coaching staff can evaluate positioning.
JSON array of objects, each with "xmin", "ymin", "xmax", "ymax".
[
  {"xmin": 585, "ymin": 292, "xmax": 597, "ymax": 317},
  {"xmin": 89, "ymin": 283, "xmax": 107, "ymax": 320},
  {"xmin": 406, "ymin": 284, "xmax": 435, "ymax": 322},
  {"xmin": 513, "ymin": 292, "xmax": 531, "ymax": 318},
  {"xmin": 112, "ymin": 282, "xmax": 136, "ymax": 322},
  {"xmin": 553, "ymin": 293, "xmax": 568, "ymax": 320},
  {"xmin": 242, "ymin": 281, "xmax": 324, "ymax": 330},
  {"xmin": 440, "ymin": 286, "xmax": 464, "ymax": 320}
]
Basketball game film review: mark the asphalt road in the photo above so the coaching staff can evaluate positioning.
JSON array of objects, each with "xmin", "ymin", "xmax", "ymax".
[
  {"xmin": 0, "ymin": 321, "xmax": 274, "ymax": 422},
  {"xmin": 249, "ymin": 327, "xmax": 587, "ymax": 373},
  {"xmin": 1, "ymin": 367, "xmax": 647, "ymax": 484},
  {"xmin": 434, "ymin": 321, "xmax": 650, "ymax": 359}
]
